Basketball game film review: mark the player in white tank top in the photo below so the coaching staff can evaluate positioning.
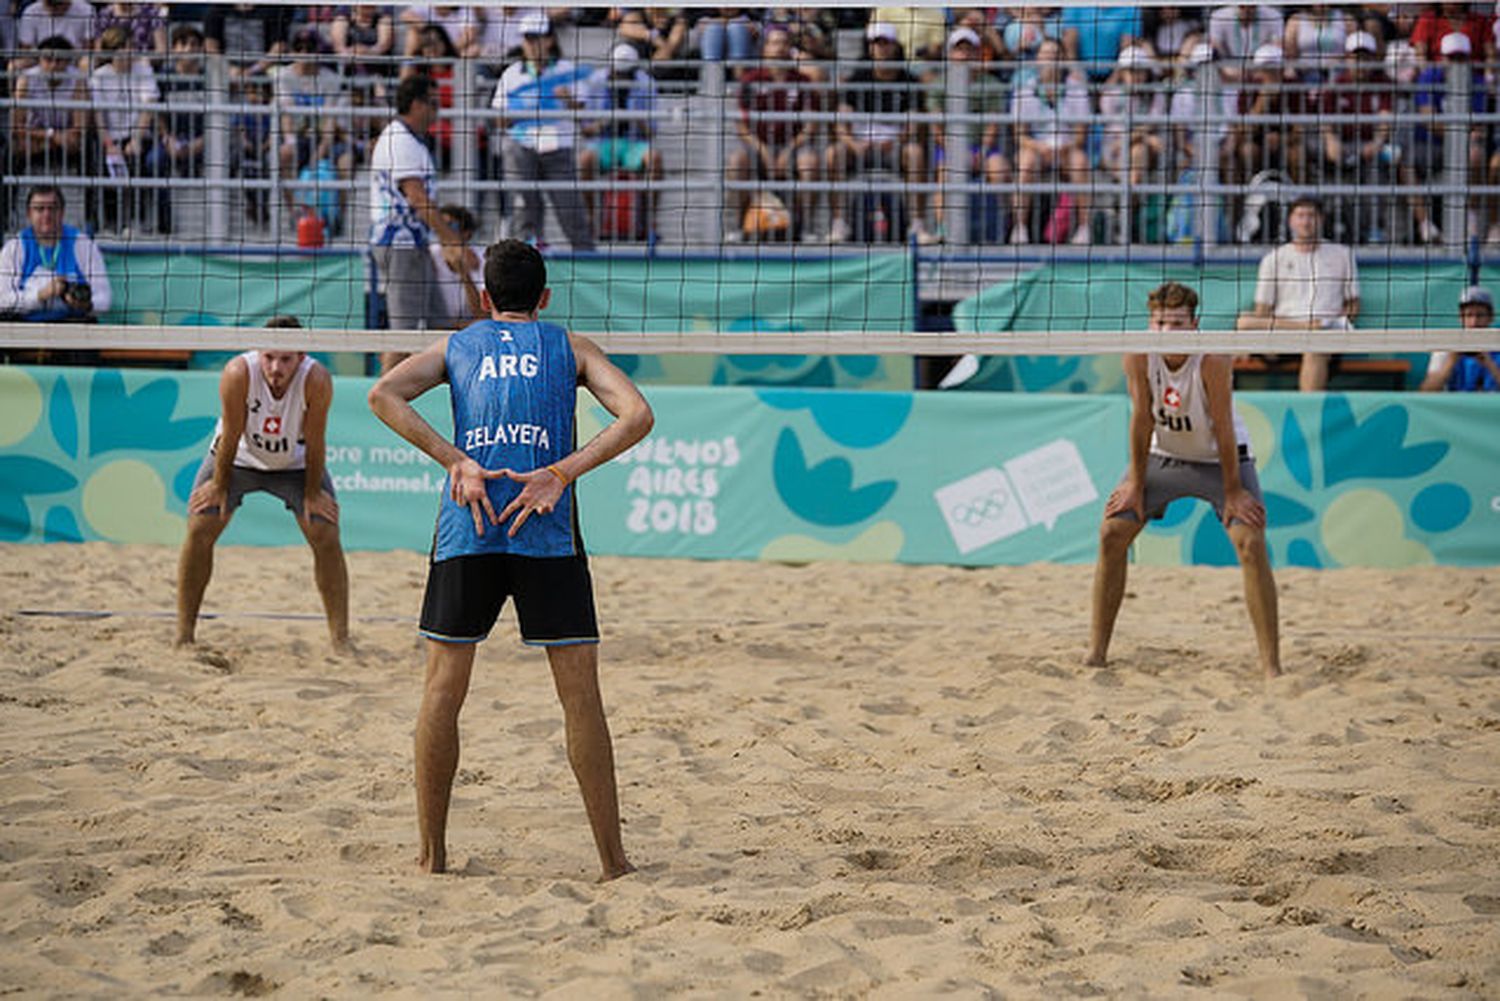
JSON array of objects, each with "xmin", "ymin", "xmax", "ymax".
[
  {"xmin": 177, "ymin": 325, "xmax": 349, "ymax": 652},
  {"xmin": 1087, "ymin": 283, "xmax": 1283, "ymax": 680},
  {"xmin": 213, "ymin": 350, "xmax": 314, "ymax": 471}
]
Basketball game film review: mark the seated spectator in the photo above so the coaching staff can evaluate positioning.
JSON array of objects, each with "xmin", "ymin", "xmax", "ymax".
[
  {"xmin": 490, "ymin": 13, "xmax": 596, "ymax": 250},
  {"xmin": 1410, "ymin": 1, "xmax": 1491, "ymax": 64},
  {"xmin": 1309, "ymin": 31, "xmax": 1394, "ymax": 243},
  {"xmin": 1168, "ymin": 42, "xmax": 1237, "ymax": 178},
  {"xmin": 1002, "ymin": 5, "xmax": 1063, "ymax": 72},
  {"xmin": 615, "ymin": 6, "xmax": 695, "ymax": 83},
  {"xmin": 1099, "ymin": 46, "xmax": 1167, "ymax": 225},
  {"xmin": 231, "ymin": 79, "xmax": 274, "ymax": 226},
  {"xmin": 929, "ymin": 27, "xmax": 1012, "ymax": 238},
  {"xmin": 873, "ymin": 4, "xmax": 947, "ymax": 61},
  {"xmin": 730, "ymin": 25, "xmax": 821, "ymax": 241},
  {"xmin": 1236, "ymin": 196, "xmax": 1359, "ymax": 392},
  {"xmin": 0, "ymin": 185, "xmax": 113, "ymax": 329},
  {"xmin": 203, "ymin": 3, "xmax": 296, "ymax": 79},
  {"xmin": 1421, "ymin": 286, "xmax": 1500, "ymax": 392},
  {"xmin": 1404, "ymin": 32, "xmax": 1486, "ymax": 246},
  {"xmin": 276, "ymin": 28, "xmax": 355, "ymax": 230},
  {"xmin": 1061, "ymin": 4, "xmax": 1142, "ymax": 81},
  {"xmin": 428, "ymin": 204, "xmax": 487, "ymax": 327},
  {"xmin": 92, "ymin": 2, "xmax": 167, "ymax": 57},
  {"xmin": 90, "ymin": 26, "xmax": 161, "ymax": 233},
  {"xmin": 147, "ymin": 25, "xmax": 207, "ymax": 234},
  {"xmin": 1206, "ymin": 3, "xmax": 1284, "ymax": 83},
  {"xmin": 1230, "ymin": 44, "xmax": 1305, "ymax": 185},
  {"xmin": 469, "ymin": 5, "xmax": 539, "ymax": 69},
  {"xmin": 1009, "ymin": 37, "xmax": 1094, "ymax": 245},
  {"xmin": 1282, "ymin": 3, "xmax": 1356, "ymax": 83},
  {"xmin": 579, "ymin": 43, "xmax": 664, "ymax": 239},
  {"xmin": 400, "ymin": 3, "xmax": 481, "ymax": 59},
  {"xmin": 1143, "ymin": 5, "xmax": 1202, "ymax": 66},
  {"xmin": 14, "ymin": 0, "xmax": 97, "ymax": 66},
  {"xmin": 11, "ymin": 36, "xmax": 90, "ymax": 181},
  {"xmin": 826, "ymin": 22, "xmax": 937, "ymax": 245},
  {"xmin": 331, "ymin": 4, "xmax": 396, "ymax": 86}
]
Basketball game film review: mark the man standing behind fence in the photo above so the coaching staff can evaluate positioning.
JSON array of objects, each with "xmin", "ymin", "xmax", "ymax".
[{"xmin": 369, "ymin": 73, "xmax": 467, "ymax": 373}]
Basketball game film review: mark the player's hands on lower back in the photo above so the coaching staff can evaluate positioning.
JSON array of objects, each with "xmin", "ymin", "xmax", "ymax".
[
  {"xmin": 1104, "ymin": 477, "xmax": 1146, "ymax": 522},
  {"xmin": 493, "ymin": 467, "xmax": 565, "ymax": 538},
  {"xmin": 1222, "ymin": 486, "xmax": 1266, "ymax": 530},
  {"xmin": 449, "ymin": 457, "xmax": 499, "ymax": 536},
  {"xmin": 304, "ymin": 489, "xmax": 340, "ymax": 526},
  {"xmin": 188, "ymin": 480, "xmax": 230, "ymax": 520}
]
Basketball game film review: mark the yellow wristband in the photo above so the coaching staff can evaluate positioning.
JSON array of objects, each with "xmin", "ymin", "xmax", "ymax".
[{"xmin": 546, "ymin": 464, "xmax": 570, "ymax": 486}]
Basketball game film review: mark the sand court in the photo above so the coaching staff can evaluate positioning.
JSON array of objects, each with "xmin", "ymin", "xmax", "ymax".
[{"xmin": 2, "ymin": 542, "xmax": 1498, "ymax": 996}]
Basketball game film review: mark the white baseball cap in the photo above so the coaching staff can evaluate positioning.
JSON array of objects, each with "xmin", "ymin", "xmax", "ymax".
[
  {"xmin": 946, "ymin": 27, "xmax": 980, "ymax": 51},
  {"xmin": 610, "ymin": 42, "xmax": 639, "ymax": 66},
  {"xmin": 1344, "ymin": 31, "xmax": 1378, "ymax": 55},
  {"xmin": 1459, "ymin": 285, "xmax": 1493, "ymax": 309},
  {"xmin": 1187, "ymin": 42, "xmax": 1214, "ymax": 66},
  {"xmin": 866, "ymin": 22, "xmax": 899, "ymax": 43},
  {"xmin": 520, "ymin": 12, "xmax": 551, "ymax": 36},
  {"xmin": 1440, "ymin": 31, "xmax": 1473, "ymax": 56},
  {"xmin": 1116, "ymin": 45, "xmax": 1155, "ymax": 70}
]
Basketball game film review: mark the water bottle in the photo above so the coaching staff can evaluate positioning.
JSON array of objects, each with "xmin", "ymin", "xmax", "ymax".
[{"xmin": 873, "ymin": 201, "xmax": 889, "ymax": 242}]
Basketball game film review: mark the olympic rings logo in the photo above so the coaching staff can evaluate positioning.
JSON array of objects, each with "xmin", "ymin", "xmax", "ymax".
[{"xmin": 950, "ymin": 489, "xmax": 1012, "ymax": 526}]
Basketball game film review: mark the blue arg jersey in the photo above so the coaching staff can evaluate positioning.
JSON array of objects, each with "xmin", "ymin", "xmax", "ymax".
[{"xmin": 433, "ymin": 319, "xmax": 579, "ymax": 560}]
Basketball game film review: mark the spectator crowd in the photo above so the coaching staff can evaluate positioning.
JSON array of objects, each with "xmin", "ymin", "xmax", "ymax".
[{"xmin": 5, "ymin": 2, "xmax": 1500, "ymax": 250}]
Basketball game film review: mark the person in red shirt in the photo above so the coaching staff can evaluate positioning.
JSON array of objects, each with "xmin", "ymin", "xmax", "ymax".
[
  {"xmin": 726, "ymin": 25, "xmax": 821, "ymax": 240},
  {"xmin": 1409, "ymin": 1, "xmax": 1492, "ymax": 63}
]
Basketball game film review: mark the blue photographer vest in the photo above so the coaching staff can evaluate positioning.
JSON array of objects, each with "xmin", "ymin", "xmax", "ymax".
[{"xmin": 19, "ymin": 225, "xmax": 87, "ymax": 321}]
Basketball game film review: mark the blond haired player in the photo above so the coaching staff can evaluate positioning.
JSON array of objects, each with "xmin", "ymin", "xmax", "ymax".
[{"xmin": 1086, "ymin": 282, "xmax": 1282, "ymax": 679}]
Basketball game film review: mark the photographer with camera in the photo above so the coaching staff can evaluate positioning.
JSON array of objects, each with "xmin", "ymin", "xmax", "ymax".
[
  {"xmin": 0, "ymin": 185, "xmax": 113, "ymax": 331},
  {"xmin": 1421, "ymin": 286, "xmax": 1500, "ymax": 392}
]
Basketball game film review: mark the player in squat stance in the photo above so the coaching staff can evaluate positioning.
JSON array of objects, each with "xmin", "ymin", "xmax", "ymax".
[
  {"xmin": 177, "ymin": 317, "xmax": 349, "ymax": 650},
  {"xmin": 368, "ymin": 240, "xmax": 653, "ymax": 879},
  {"xmin": 1086, "ymin": 282, "xmax": 1282, "ymax": 679}
]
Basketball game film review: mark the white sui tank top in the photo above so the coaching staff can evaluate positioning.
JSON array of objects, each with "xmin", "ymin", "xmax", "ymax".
[
  {"xmin": 1147, "ymin": 354, "xmax": 1251, "ymax": 463},
  {"xmin": 215, "ymin": 351, "xmax": 313, "ymax": 471}
]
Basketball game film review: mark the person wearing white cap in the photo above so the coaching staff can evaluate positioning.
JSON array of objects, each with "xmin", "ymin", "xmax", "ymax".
[
  {"xmin": 928, "ymin": 25, "xmax": 1011, "ymax": 238},
  {"xmin": 1421, "ymin": 286, "xmax": 1500, "ymax": 391},
  {"xmin": 1008, "ymin": 37, "xmax": 1094, "ymax": 245},
  {"xmin": 825, "ymin": 22, "xmax": 938, "ymax": 244},
  {"xmin": 1229, "ymin": 43, "xmax": 1299, "ymax": 185},
  {"xmin": 490, "ymin": 14, "xmax": 596, "ymax": 250},
  {"xmin": 1236, "ymin": 196, "xmax": 1360, "ymax": 392},
  {"xmin": 1098, "ymin": 45, "xmax": 1166, "ymax": 219},
  {"xmin": 1403, "ymin": 31, "xmax": 1487, "ymax": 245},
  {"xmin": 1297, "ymin": 24, "xmax": 1393, "ymax": 247},
  {"xmin": 577, "ymin": 42, "xmax": 663, "ymax": 241}
]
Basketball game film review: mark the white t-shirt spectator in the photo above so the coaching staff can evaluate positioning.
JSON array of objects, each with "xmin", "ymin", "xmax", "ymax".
[
  {"xmin": 369, "ymin": 118, "xmax": 437, "ymax": 247},
  {"xmin": 18, "ymin": 0, "xmax": 97, "ymax": 50},
  {"xmin": 492, "ymin": 57, "xmax": 589, "ymax": 152},
  {"xmin": 473, "ymin": 6, "xmax": 542, "ymax": 59},
  {"xmin": 401, "ymin": 4, "xmax": 475, "ymax": 46},
  {"xmin": 1253, "ymin": 242, "xmax": 1360, "ymax": 324},
  {"xmin": 90, "ymin": 58, "xmax": 160, "ymax": 143},
  {"xmin": 274, "ymin": 65, "xmax": 349, "ymax": 136},
  {"xmin": 1208, "ymin": 5, "xmax": 1285, "ymax": 64},
  {"xmin": 1012, "ymin": 78, "xmax": 1093, "ymax": 151}
]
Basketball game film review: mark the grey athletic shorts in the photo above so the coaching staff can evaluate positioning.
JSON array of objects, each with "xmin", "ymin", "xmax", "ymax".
[
  {"xmin": 191, "ymin": 456, "xmax": 336, "ymax": 523},
  {"xmin": 1110, "ymin": 445, "xmax": 1263, "ymax": 526},
  {"xmin": 371, "ymin": 244, "xmax": 442, "ymax": 332}
]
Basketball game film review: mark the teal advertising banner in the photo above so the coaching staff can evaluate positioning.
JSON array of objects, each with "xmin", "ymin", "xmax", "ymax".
[
  {"xmin": 97, "ymin": 251, "xmax": 916, "ymax": 390},
  {"xmin": 949, "ymin": 262, "xmax": 1493, "ymax": 393},
  {"xmin": 2, "ymin": 367, "xmax": 1496, "ymax": 567}
]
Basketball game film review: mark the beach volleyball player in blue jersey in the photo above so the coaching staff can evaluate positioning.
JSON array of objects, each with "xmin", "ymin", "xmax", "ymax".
[{"xmin": 369, "ymin": 240, "xmax": 653, "ymax": 879}]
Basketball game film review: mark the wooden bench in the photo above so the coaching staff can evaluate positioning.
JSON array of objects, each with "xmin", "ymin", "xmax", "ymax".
[{"xmin": 1232, "ymin": 355, "xmax": 1412, "ymax": 391}]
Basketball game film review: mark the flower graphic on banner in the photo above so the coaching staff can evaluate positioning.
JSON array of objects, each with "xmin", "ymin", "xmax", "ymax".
[
  {"xmin": 0, "ymin": 369, "xmax": 213, "ymax": 544},
  {"xmin": 1155, "ymin": 396, "xmax": 1470, "ymax": 568}
]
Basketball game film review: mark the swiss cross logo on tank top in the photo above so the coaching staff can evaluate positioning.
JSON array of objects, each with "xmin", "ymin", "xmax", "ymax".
[
  {"xmin": 263, "ymin": 416, "xmax": 283, "ymax": 435},
  {"xmin": 1163, "ymin": 386, "xmax": 1182, "ymax": 410}
]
